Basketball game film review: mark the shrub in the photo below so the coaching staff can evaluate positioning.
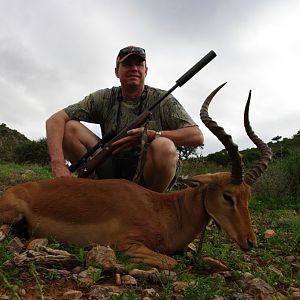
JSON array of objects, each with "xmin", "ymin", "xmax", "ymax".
[
  {"xmin": 252, "ymin": 150, "xmax": 300, "ymax": 209},
  {"xmin": 14, "ymin": 138, "xmax": 50, "ymax": 165}
]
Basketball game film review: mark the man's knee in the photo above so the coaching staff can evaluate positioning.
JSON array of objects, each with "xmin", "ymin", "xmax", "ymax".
[
  {"xmin": 64, "ymin": 120, "xmax": 82, "ymax": 141},
  {"xmin": 149, "ymin": 137, "xmax": 177, "ymax": 166}
]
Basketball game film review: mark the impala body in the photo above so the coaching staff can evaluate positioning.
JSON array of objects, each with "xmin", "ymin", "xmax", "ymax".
[{"xmin": 0, "ymin": 84, "xmax": 271, "ymax": 269}]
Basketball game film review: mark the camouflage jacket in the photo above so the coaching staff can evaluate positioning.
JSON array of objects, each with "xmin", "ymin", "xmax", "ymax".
[{"xmin": 63, "ymin": 85, "xmax": 197, "ymax": 139}]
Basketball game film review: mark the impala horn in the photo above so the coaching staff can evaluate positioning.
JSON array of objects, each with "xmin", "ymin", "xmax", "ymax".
[
  {"xmin": 244, "ymin": 91, "xmax": 272, "ymax": 185},
  {"xmin": 200, "ymin": 83, "xmax": 244, "ymax": 184}
]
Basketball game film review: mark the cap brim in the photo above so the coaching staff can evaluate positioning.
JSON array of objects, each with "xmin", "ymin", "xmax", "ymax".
[{"xmin": 118, "ymin": 53, "xmax": 146, "ymax": 63}]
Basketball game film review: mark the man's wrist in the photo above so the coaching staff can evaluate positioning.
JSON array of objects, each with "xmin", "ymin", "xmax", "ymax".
[{"xmin": 51, "ymin": 158, "xmax": 66, "ymax": 167}]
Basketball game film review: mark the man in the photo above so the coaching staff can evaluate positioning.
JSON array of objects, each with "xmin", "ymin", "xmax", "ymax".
[{"xmin": 46, "ymin": 46, "xmax": 204, "ymax": 192}]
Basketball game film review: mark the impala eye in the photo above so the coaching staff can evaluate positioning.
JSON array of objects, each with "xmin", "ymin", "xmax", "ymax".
[{"xmin": 223, "ymin": 192, "xmax": 234, "ymax": 206}]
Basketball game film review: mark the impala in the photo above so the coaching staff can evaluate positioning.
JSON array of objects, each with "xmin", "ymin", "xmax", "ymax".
[{"xmin": 0, "ymin": 83, "xmax": 272, "ymax": 269}]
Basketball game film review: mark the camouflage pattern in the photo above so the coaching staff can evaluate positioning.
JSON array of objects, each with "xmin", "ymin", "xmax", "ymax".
[
  {"xmin": 63, "ymin": 85, "xmax": 197, "ymax": 138},
  {"xmin": 63, "ymin": 85, "xmax": 198, "ymax": 181}
]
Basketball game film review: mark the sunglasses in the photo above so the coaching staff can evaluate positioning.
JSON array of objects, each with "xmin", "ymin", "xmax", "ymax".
[{"xmin": 117, "ymin": 46, "xmax": 146, "ymax": 60}]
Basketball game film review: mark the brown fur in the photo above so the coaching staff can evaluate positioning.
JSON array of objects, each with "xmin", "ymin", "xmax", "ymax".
[{"xmin": 0, "ymin": 174, "xmax": 256, "ymax": 269}]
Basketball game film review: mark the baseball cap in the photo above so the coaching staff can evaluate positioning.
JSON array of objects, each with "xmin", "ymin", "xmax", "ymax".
[{"xmin": 116, "ymin": 46, "xmax": 146, "ymax": 66}]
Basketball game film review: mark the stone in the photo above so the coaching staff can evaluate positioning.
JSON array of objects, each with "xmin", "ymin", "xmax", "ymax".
[
  {"xmin": 142, "ymin": 288, "xmax": 159, "ymax": 298},
  {"xmin": 0, "ymin": 224, "xmax": 10, "ymax": 241},
  {"xmin": 291, "ymin": 261, "xmax": 300, "ymax": 271},
  {"xmin": 173, "ymin": 281, "xmax": 189, "ymax": 293},
  {"xmin": 246, "ymin": 277, "xmax": 274, "ymax": 296},
  {"xmin": 62, "ymin": 290, "xmax": 83, "ymax": 299},
  {"xmin": 202, "ymin": 256, "xmax": 228, "ymax": 271},
  {"xmin": 8, "ymin": 237, "xmax": 24, "ymax": 253},
  {"xmin": 115, "ymin": 273, "xmax": 121, "ymax": 285},
  {"xmin": 291, "ymin": 292, "xmax": 300, "ymax": 300},
  {"xmin": 286, "ymin": 256, "xmax": 295, "ymax": 262},
  {"xmin": 264, "ymin": 229, "xmax": 276, "ymax": 238},
  {"xmin": 26, "ymin": 238, "xmax": 48, "ymax": 250},
  {"xmin": 121, "ymin": 274, "xmax": 137, "ymax": 286},
  {"xmin": 86, "ymin": 245, "xmax": 118, "ymax": 272},
  {"xmin": 268, "ymin": 265, "xmax": 283, "ymax": 277}
]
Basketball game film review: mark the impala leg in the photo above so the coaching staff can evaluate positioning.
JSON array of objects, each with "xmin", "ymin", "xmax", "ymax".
[{"xmin": 121, "ymin": 242, "xmax": 177, "ymax": 270}]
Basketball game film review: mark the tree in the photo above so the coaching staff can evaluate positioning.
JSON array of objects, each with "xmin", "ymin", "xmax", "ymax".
[
  {"xmin": 177, "ymin": 145, "xmax": 202, "ymax": 160},
  {"xmin": 271, "ymin": 136, "xmax": 282, "ymax": 142}
]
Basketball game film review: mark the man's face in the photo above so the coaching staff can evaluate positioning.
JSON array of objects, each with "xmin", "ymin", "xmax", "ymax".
[{"xmin": 115, "ymin": 55, "xmax": 148, "ymax": 88}]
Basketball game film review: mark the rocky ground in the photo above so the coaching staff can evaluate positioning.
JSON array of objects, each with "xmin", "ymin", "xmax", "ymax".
[{"xmin": 1, "ymin": 225, "xmax": 299, "ymax": 300}]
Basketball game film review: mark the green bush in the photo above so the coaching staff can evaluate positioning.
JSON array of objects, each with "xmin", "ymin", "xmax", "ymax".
[
  {"xmin": 252, "ymin": 150, "xmax": 300, "ymax": 209},
  {"xmin": 14, "ymin": 138, "xmax": 50, "ymax": 165}
]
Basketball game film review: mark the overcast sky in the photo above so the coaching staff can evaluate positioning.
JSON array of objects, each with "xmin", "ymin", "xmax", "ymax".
[{"xmin": 0, "ymin": 0, "xmax": 299, "ymax": 155}]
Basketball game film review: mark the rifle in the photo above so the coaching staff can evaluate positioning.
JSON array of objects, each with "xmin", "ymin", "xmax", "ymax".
[{"xmin": 69, "ymin": 50, "xmax": 217, "ymax": 178}]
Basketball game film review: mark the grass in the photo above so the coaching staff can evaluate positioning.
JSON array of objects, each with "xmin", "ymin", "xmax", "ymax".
[
  {"xmin": 0, "ymin": 163, "xmax": 51, "ymax": 191},
  {"xmin": 0, "ymin": 162, "xmax": 299, "ymax": 299}
]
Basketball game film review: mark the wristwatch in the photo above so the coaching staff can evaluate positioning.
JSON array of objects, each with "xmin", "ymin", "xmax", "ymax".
[{"xmin": 154, "ymin": 131, "xmax": 162, "ymax": 139}]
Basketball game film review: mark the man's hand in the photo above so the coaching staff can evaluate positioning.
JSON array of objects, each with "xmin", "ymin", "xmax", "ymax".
[
  {"xmin": 51, "ymin": 161, "xmax": 72, "ymax": 178},
  {"xmin": 111, "ymin": 127, "xmax": 155, "ymax": 154}
]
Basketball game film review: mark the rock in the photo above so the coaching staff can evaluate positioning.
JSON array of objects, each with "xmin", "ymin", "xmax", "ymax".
[
  {"xmin": 286, "ymin": 256, "xmax": 295, "ymax": 262},
  {"xmin": 88, "ymin": 285, "xmax": 115, "ymax": 299},
  {"xmin": 142, "ymin": 288, "xmax": 159, "ymax": 298},
  {"xmin": 21, "ymin": 169, "xmax": 35, "ymax": 179},
  {"xmin": 129, "ymin": 268, "xmax": 177, "ymax": 283},
  {"xmin": 121, "ymin": 274, "xmax": 137, "ymax": 286},
  {"xmin": 129, "ymin": 267, "xmax": 177, "ymax": 284},
  {"xmin": 241, "ymin": 272, "xmax": 255, "ymax": 281},
  {"xmin": 202, "ymin": 256, "xmax": 228, "ymax": 271},
  {"xmin": 268, "ymin": 265, "xmax": 283, "ymax": 277},
  {"xmin": 277, "ymin": 292, "xmax": 288, "ymax": 300},
  {"xmin": 12, "ymin": 246, "xmax": 74, "ymax": 267},
  {"xmin": 291, "ymin": 292, "xmax": 300, "ymax": 300},
  {"xmin": 158, "ymin": 269, "xmax": 177, "ymax": 283},
  {"xmin": 45, "ymin": 268, "xmax": 70, "ymax": 276},
  {"xmin": 173, "ymin": 281, "xmax": 189, "ymax": 293},
  {"xmin": 230, "ymin": 293, "xmax": 253, "ymax": 299},
  {"xmin": 86, "ymin": 245, "xmax": 118, "ymax": 272},
  {"xmin": 71, "ymin": 266, "xmax": 82, "ymax": 274},
  {"xmin": 78, "ymin": 266, "xmax": 99, "ymax": 287},
  {"xmin": 219, "ymin": 271, "xmax": 233, "ymax": 278},
  {"xmin": 62, "ymin": 290, "xmax": 83, "ymax": 299},
  {"xmin": 291, "ymin": 261, "xmax": 300, "ymax": 271},
  {"xmin": 245, "ymin": 277, "xmax": 274, "ymax": 297},
  {"xmin": 26, "ymin": 238, "xmax": 49, "ymax": 250},
  {"xmin": 288, "ymin": 287, "xmax": 300, "ymax": 293},
  {"xmin": 172, "ymin": 294, "xmax": 184, "ymax": 300},
  {"xmin": 129, "ymin": 268, "xmax": 159, "ymax": 279},
  {"xmin": 0, "ymin": 224, "xmax": 10, "ymax": 241},
  {"xmin": 8, "ymin": 237, "xmax": 24, "ymax": 253},
  {"xmin": 264, "ymin": 229, "xmax": 276, "ymax": 238},
  {"xmin": 115, "ymin": 273, "xmax": 121, "ymax": 285}
]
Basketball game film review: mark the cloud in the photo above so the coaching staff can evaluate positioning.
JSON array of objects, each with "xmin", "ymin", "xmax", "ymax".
[{"xmin": 0, "ymin": 0, "xmax": 299, "ymax": 156}]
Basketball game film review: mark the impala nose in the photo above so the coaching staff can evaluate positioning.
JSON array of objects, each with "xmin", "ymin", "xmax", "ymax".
[
  {"xmin": 247, "ymin": 240, "xmax": 255, "ymax": 248},
  {"xmin": 246, "ymin": 234, "xmax": 257, "ymax": 249}
]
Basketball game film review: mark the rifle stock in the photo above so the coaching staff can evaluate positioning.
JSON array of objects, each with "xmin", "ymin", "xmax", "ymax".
[{"xmin": 77, "ymin": 111, "xmax": 153, "ymax": 178}]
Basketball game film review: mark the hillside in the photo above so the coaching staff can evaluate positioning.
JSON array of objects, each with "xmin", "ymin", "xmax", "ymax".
[{"xmin": 0, "ymin": 123, "xmax": 30, "ymax": 162}]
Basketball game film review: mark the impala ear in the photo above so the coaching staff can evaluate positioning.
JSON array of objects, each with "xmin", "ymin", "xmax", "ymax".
[
  {"xmin": 188, "ymin": 174, "xmax": 214, "ymax": 185},
  {"xmin": 175, "ymin": 176, "xmax": 201, "ymax": 188}
]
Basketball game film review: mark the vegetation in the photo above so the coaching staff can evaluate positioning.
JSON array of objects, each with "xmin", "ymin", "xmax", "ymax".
[
  {"xmin": 0, "ymin": 126, "xmax": 299, "ymax": 299},
  {"xmin": 14, "ymin": 138, "xmax": 50, "ymax": 165}
]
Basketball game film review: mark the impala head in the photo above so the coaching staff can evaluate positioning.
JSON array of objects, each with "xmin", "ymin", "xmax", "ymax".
[{"xmin": 192, "ymin": 83, "xmax": 272, "ymax": 251}]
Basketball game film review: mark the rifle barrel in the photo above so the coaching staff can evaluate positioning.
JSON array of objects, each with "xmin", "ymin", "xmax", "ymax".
[{"xmin": 148, "ymin": 50, "xmax": 217, "ymax": 111}]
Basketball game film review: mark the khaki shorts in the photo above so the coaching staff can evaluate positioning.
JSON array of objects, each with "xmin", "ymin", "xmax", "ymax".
[{"xmin": 95, "ymin": 153, "xmax": 139, "ymax": 182}]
